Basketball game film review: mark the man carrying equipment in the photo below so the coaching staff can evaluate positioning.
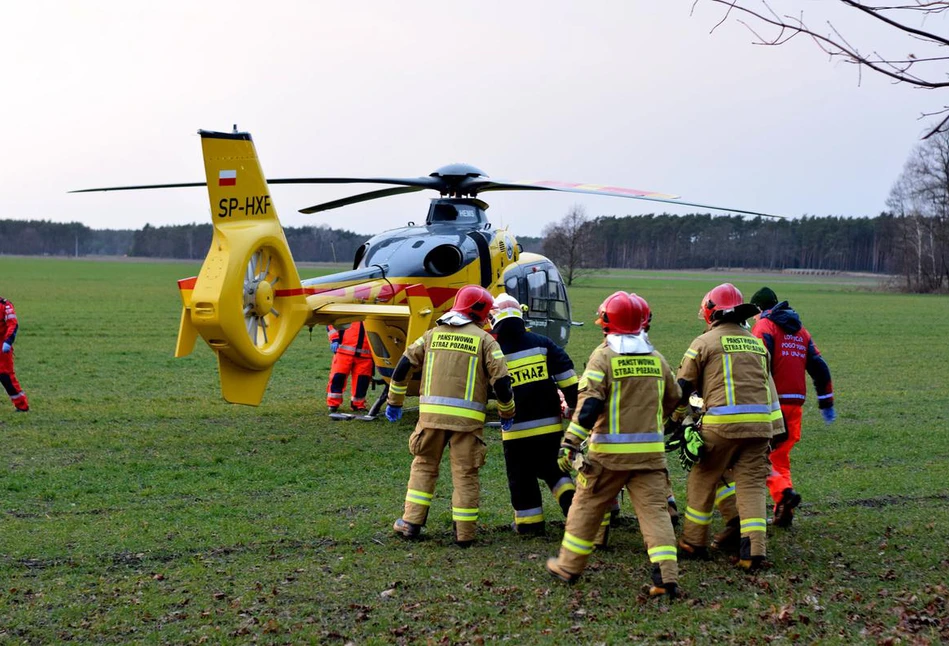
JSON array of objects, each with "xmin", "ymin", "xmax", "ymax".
[
  {"xmin": 0, "ymin": 296, "xmax": 29, "ymax": 413},
  {"xmin": 673, "ymin": 284, "xmax": 783, "ymax": 572},
  {"xmin": 749, "ymin": 287, "xmax": 835, "ymax": 528},
  {"xmin": 546, "ymin": 292, "xmax": 681, "ymax": 598},
  {"xmin": 490, "ymin": 294, "xmax": 579, "ymax": 535},
  {"xmin": 325, "ymin": 322, "xmax": 374, "ymax": 413},
  {"xmin": 386, "ymin": 285, "xmax": 515, "ymax": 546}
]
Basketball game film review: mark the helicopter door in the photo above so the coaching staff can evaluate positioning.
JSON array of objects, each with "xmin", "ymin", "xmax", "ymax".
[{"xmin": 523, "ymin": 266, "xmax": 571, "ymax": 346}]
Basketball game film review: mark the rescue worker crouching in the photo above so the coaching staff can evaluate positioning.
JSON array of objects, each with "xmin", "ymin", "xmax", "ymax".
[
  {"xmin": 386, "ymin": 285, "xmax": 516, "ymax": 546},
  {"xmin": 673, "ymin": 284, "xmax": 784, "ymax": 572},
  {"xmin": 326, "ymin": 322, "xmax": 374, "ymax": 413},
  {"xmin": 490, "ymin": 294, "xmax": 579, "ymax": 536},
  {"xmin": 546, "ymin": 292, "xmax": 681, "ymax": 598}
]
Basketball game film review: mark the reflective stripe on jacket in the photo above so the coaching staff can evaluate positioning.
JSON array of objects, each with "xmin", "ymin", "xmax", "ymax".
[
  {"xmin": 570, "ymin": 344, "xmax": 680, "ymax": 471},
  {"xmin": 390, "ymin": 322, "xmax": 512, "ymax": 432},
  {"xmin": 677, "ymin": 322, "xmax": 784, "ymax": 438},
  {"xmin": 494, "ymin": 323, "xmax": 578, "ymax": 442},
  {"xmin": 327, "ymin": 322, "xmax": 372, "ymax": 357}
]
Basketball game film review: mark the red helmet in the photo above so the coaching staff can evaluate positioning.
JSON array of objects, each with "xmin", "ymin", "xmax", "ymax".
[
  {"xmin": 451, "ymin": 285, "xmax": 495, "ymax": 323},
  {"xmin": 699, "ymin": 283, "xmax": 754, "ymax": 324},
  {"xmin": 596, "ymin": 291, "xmax": 646, "ymax": 335},
  {"xmin": 628, "ymin": 293, "xmax": 652, "ymax": 331}
]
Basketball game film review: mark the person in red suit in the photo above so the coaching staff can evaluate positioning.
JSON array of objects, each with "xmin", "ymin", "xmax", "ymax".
[
  {"xmin": 750, "ymin": 287, "xmax": 835, "ymax": 528},
  {"xmin": 0, "ymin": 296, "xmax": 29, "ymax": 412},
  {"xmin": 326, "ymin": 322, "xmax": 374, "ymax": 413}
]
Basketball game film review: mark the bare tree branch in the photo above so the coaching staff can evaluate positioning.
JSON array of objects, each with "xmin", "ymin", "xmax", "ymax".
[{"xmin": 697, "ymin": 1, "xmax": 949, "ymax": 135}]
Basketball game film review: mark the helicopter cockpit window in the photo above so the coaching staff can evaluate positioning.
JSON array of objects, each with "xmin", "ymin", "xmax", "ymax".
[
  {"xmin": 430, "ymin": 203, "xmax": 482, "ymax": 224},
  {"xmin": 526, "ymin": 270, "xmax": 550, "ymax": 313},
  {"xmin": 527, "ymin": 267, "xmax": 569, "ymax": 320}
]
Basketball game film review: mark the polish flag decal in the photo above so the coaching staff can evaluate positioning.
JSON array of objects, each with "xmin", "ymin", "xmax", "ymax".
[{"xmin": 219, "ymin": 170, "xmax": 237, "ymax": 186}]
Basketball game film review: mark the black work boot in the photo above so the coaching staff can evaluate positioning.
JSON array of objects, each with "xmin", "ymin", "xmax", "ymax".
[
  {"xmin": 392, "ymin": 518, "xmax": 422, "ymax": 539},
  {"xmin": 711, "ymin": 517, "xmax": 741, "ymax": 555},
  {"xmin": 327, "ymin": 406, "xmax": 339, "ymax": 414},
  {"xmin": 677, "ymin": 539, "xmax": 710, "ymax": 560},
  {"xmin": 737, "ymin": 536, "xmax": 765, "ymax": 572},
  {"xmin": 648, "ymin": 564, "xmax": 679, "ymax": 599},
  {"xmin": 453, "ymin": 522, "xmax": 474, "ymax": 548},
  {"xmin": 773, "ymin": 488, "xmax": 802, "ymax": 528},
  {"xmin": 512, "ymin": 521, "xmax": 546, "ymax": 536}
]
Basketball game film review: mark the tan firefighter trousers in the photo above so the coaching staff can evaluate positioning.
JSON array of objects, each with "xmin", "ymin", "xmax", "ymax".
[
  {"xmin": 682, "ymin": 433, "xmax": 771, "ymax": 557},
  {"xmin": 554, "ymin": 461, "xmax": 678, "ymax": 584},
  {"xmin": 402, "ymin": 427, "xmax": 487, "ymax": 542}
]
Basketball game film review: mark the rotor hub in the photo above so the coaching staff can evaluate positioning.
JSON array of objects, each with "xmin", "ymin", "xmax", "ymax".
[{"xmin": 245, "ymin": 279, "xmax": 274, "ymax": 317}]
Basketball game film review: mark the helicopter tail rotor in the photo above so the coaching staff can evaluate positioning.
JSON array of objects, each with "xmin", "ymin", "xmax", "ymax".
[{"xmin": 175, "ymin": 130, "xmax": 309, "ymax": 405}]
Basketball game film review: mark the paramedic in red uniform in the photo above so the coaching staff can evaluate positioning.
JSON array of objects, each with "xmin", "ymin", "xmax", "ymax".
[
  {"xmin": 326, "ymin": 322, "xmax": 374, "ymax": 413},
  {"xmin": 750, "ymin": 287, "xmax": 835, "ymax": 527},
  {"xmin": 0, "ymin": 296, "xmax": 29, "ymax": 412}
]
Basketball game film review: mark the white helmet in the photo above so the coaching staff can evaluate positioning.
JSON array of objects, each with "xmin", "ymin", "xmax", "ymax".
[{"xmin": 490, "ymin": 293, "xmax": 523, "ymax": 328}]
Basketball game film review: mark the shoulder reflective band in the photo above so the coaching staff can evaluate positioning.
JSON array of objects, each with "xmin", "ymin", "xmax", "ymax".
[
  {"xmin": 588, "ymin": 432, "xmax": 665, "ymax": 454},
  {"xmin": 721, "ymin": 335, "xmax": 766, "ymax": 355},
  {"xmin": 683, "ymin": 348, "xmax": 698, "ymax": 360},
  {"xmin": 610, "ymin": 355, "xmax": 661, "ymax": 379},
  {"xmin": 505, "ymin": 347, "xmax": 548, "ymax": 362},
  {"xmin": 430, "ymin": 331, "xmax": 481, "ymax": 355},
  {"xmin": 508, "ymin": 353, "xmax": 548, "ymax": 387},
  {"xmin": 491, "ymin": 349, "xmax": 504, "ymax": 360}
]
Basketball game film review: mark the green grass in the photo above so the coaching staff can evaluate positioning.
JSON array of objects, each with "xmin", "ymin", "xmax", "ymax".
[{"xmin": 1, "ymin": 257, "xmax": 947, "ymax": 644}]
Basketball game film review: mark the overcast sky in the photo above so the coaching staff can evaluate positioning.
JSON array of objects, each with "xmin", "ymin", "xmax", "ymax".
[{"xmin": 1, "ymin": 1, "xmax": 942, "ymax": 237}]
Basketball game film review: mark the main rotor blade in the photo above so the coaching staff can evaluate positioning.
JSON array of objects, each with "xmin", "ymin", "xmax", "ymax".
[
  {"xmin": 298, "ymin": 186, "xmax": 425, "ymax": 214},
  {"xmin": 70, "ymin": 182, "xmax": 207, "ymax": 193},
  {"xmin": 473, "ymin": 179, "xmax": 783, "ymax": 219},
  {"xmin": 70, "ymin": 176, "xmax": 443, "ymax": 193}
]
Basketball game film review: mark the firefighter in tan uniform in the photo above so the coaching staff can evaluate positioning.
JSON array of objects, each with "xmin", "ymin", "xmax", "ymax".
[
  {"xmin": 672, "ymin": 283, "xmax": 784, "ymax": 571},
  {"xmin": 546, "ymin": 292, "xmax": 682, "ymax": 598},
  {"xmin": 386, "ymin": 285, "xmax": 516, "ymax": 546}
]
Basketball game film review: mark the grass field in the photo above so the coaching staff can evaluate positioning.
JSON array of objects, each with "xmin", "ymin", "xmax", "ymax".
[{"xmin": 1, "ymin": 256, "xmax": 947, "ymax": 644}]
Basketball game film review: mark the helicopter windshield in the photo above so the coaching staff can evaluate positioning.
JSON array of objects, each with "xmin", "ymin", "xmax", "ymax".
[{"xmin": 428, "ymin": 202, "xmax": 485, "ymax": 225}]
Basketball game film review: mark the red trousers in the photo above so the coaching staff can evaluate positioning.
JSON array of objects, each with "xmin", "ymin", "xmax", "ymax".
[
  {"xmin": 767, "ymin": 404, "xmax": 802, "ymax": 502},
  {"xmin": 0, "ymin": 351, "xmax": 29, "ymax": 411},
  {"xmin": 327, "ymin": 352, "xmax": 374, "ymax": 409}
]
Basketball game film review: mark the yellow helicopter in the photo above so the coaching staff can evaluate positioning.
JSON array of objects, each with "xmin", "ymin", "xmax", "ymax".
[{"xmin": 75, "ymin": 128, "xmax": 776, "ymax": 412}]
